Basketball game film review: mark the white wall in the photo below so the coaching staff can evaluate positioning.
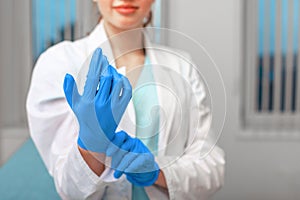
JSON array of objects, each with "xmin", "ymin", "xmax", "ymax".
[{"xmin": 167, "ymin": 0, "xmax": 300, "ymax": 200}]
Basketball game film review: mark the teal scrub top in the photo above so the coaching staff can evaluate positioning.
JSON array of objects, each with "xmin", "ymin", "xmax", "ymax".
[{"xmin": 131, "ymin": 55, "xmax": 160, "ymax": 200}]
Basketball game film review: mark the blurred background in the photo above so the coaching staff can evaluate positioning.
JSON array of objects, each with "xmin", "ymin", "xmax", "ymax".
[{"xmin": 0, "ymin": 0, "xmax": 300, "ymax": 199}]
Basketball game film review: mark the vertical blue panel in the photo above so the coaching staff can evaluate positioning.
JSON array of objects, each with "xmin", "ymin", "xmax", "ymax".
[
  {"xmin": 292, "ymin": 0, "xmax": 299, "ymax": 111},
  {"xmin": 282, "ymin": 0, "xmax": 288, "ymax": 54},
  {"xmin": 65, "ymin": 0, "xmax": 70, "ymax": 40},
  {"xmin": 258, "ymin": 0, "xmax": 265, "ymax": 56},
  {"xmin": 32, "ymin": 0, "xmax": 77, "ymax": 61},
  {"xmin": 70, "ymin": 0, "xmax": 76, "ymax": 24},
  {"xmin": 280, "ymin": 0, "xmax": 288, "ymax": 111},
  {"xmin": 270, "ymin": 0, "xmax": 276, "ymax": 55},
  {"xmin": 255, "ymin": 0, "xmax": 298, "ymax": 112},
  {"xmin": 70, "ymin": 0, "xmax": 76, "ymax": 41},
  {"xmin": 269, "ymin": 0, "xmax": 276, "ymax": 111},
  {"xmin": 293, "ymin": 0, "xmax": 299, "ymax": 53},
  {"xmin": 50, "ymin": 0, "xmax": 56, "ymax": 45},
  {"xmin": 60, "ymin": 0, "xmax": 65, "ymax": 41},
  {"xmin": 45, "ymin": 0, "xmax": 51, "ymax": 47},
  {"xmin": 258, "ymin": 0, "xmax": 265, "ymax": 111}
]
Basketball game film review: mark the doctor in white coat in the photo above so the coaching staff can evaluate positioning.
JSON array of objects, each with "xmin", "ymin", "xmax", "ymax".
[{"xmin": 26, "ymin": 0, "xmax": 225, "ymax": 199}]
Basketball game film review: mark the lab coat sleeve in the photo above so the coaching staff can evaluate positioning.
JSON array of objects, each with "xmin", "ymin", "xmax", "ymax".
[
  {"xmin": 155, "ymin": 60, "xmax": 225, "ymax": 200},
  {"xmin": 26, "ymin": 43, "xmax": 117, "ymax": 199}
]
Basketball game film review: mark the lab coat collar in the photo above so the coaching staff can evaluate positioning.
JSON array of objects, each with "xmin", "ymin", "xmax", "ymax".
[
  {"xmin": 86, "ymin": 21, "xmax": 159, "ymax": 66},
  {"xmin": 86, "ymin": 21, "xmax": 115, "ymax": 65}
]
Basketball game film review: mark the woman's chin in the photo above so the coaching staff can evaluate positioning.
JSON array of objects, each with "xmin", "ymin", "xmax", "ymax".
[{"xmin": 114, "ymin": 19, "xmax": 143, "ymax": 30}]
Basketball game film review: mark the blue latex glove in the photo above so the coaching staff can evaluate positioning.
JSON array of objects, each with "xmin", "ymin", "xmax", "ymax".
[
  {"xmin": 63, "ymin": 48, "xmax": 132, "ymax": 153},
  {"xmin": 107, "ymin": 131, "xmax": 160, "ymax": 187}
]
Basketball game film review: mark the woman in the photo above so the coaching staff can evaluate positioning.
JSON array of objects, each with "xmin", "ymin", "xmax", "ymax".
[{"xmin": 26, "ymin": 0, "xmax": 225, "ymax": 199}]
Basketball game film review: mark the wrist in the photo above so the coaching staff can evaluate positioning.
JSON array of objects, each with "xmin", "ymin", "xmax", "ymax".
[
  {"xmin": 155, "ymin": 169, "xmax": 168, "ymax": 189},
  {"xmin": 78, "ymin": 145, "xmax": 106, "ymax": 176},
  {"xmin": 77, "ymin": 135, "xmax": 111, "ymax": 153}
]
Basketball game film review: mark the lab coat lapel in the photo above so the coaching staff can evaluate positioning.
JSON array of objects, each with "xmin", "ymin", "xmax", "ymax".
[{"xmin": 86, "ymin": 21, "xmax": 115, "ymax": 65}]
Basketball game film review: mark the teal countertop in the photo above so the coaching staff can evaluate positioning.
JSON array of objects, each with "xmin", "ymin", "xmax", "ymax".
[{"xmin": 0, "ymin": 139, "xmax": 61, "ymax": 200}]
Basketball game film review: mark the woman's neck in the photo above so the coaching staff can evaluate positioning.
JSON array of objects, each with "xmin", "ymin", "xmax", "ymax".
[{"xmin": 103, "ymin": 20, "xmax": 145, "ymax": 62}]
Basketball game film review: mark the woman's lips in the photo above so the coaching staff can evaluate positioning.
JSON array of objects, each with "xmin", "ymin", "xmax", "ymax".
[{"xmin": 113, "ymin": 5, "xmax": 139, "ymax": 15}]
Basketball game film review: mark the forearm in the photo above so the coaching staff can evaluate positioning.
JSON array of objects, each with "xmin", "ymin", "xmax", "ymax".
[
  {"xmin": 79, "ymin": 146, "xmax": 169, "ymax": 191},
  {"xmin": 78, "ymin": 146, "xmax": 106, "ymax": 176}
]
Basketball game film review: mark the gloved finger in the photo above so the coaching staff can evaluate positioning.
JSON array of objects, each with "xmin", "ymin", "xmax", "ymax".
[
  {"xmin": 91, "ymin": 48, "xmax": 109, "ymax": 77},
  {"xmin": 106, "ymin": 131, "xmax": 129, "ymax": 157},
  {"xmin": 112, "ymin": 151, "xmax": 127, "ymax": 178},
  {"xmin": 119, "ymin": 76, "xmax": 132, "ymax": 104},
  {"xmin": 95, "ymin": 75, "xmax": 113, "ymax": 103},
  {"xmin": 109, "ymin": 76, "xmax": 131, "ymax": 126},
  {"xmin": 111, "ymin": 138, "xmax": 135, "ymax": 179},
  {"xmin": 111, "ymin": 138, "xmax": 132, "ymax": 170},
  {"xmin": 126, "ymin": 171, "xmax": 153, "ymax": 182},
  {"xmin": 120, "ymin": 137, "xmax": 137, "ymax": 152},
  {"xmin": 109, "ymin": 65, "xmax": 122, "ymax": 83},
  {"xmin": 113, "ymin": 139, "xmax": 138, "ymax": 178},
  {"xmin": 124, "ymin": 154, "xmax": 155, "ymax": 174},
  {"xmin": 109, "ymin": 65, "xmax": 123, "ymax": 98},
  {"xmin": 99, "ymin": 56, "xmax": 112, "ymax": 77},
  {"xmin": 114, "ymin": 151, "xmax": 138, "ymax": 178},
  {"xmin": 114, "ymin": 146, "xmax": 150, "ymax": 178},
  {"xmin": 63, "ymin": 73, "xmax": 80, "ymax": 108},
  {"xmin": 125, "ymin": 138, "xmax": 149, "ymax": 154},
  {"xmin": 83, "ymin": 48, "xmax": 107, "ymax": 99},
  {"xmin": 126, "ymin": 166, "xmax": 160, "ymax": 187},
  {"xmin": 111, "ymin": 80, "xmax": 123, "ymax": 104},
  {"xmin": 125, "ymin": 162, "xmax": 160, "ymax": 186},
  {"xmin": 102, "ymin": 65, "xmax": 121, "ymax": 97},
  {"xmin": 114, "ymin": 170, "xmax": 123, "ymax": 179}
]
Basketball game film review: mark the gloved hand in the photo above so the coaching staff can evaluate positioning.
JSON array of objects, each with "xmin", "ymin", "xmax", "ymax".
[
  {"xmin": 63, "ymin": 48, "xmax": 132, "ymax": 153},
  {"xmin": 106, "ymin": 131, "xmax": 160, "ymax": 187}
]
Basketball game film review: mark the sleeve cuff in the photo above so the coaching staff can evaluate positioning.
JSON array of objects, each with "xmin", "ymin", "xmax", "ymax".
[
  {"xmin": 71, "ymin": 142, "xmax": 119, "ymax": 184},
  {"xmin": 155, "ymin": 157, "xmax": 176, "ymax": 200}
]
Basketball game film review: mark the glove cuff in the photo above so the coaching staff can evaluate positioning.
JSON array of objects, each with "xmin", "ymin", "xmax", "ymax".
[
  {"xmin": 77, "ymin": 137, "xmax": 88, "ymax": 150},
  {"xmin": 127, "ymin": 168, "xmax": 160, "ymax": 187}
]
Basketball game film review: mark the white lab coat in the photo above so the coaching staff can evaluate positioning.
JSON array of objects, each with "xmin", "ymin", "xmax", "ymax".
[{"xmin": 26, "ymin": 21, "xmax": 225, "ymax": 200}]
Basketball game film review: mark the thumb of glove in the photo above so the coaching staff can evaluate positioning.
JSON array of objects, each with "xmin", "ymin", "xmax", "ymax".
[{"xmin": 63, "ymin": 73, "xmax": 80, "ymax": 108}]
